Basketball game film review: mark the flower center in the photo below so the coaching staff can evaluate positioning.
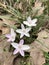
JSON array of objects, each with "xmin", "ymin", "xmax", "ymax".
[
  {"xmin": 12, "ymin": 36, "xmax": 14, "ymax": 39},
  {"xmin": 29, "ymin": 21, "xmax": 31, "ymax": 24},
  {"xmin": 23, "ymin": 29, "xmax": 26, "ymax": 32},
  {"xmin": 18, "ymin": 45, "xmax": 22, "ymax": 49}
]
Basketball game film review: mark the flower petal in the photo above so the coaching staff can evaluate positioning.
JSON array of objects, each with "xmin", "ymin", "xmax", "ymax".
[
  {"xmin": 7, "ymin": 38, "xmax": 11, "ymax": 42},
  {"xmin": 32, "ymin": 23, "xmax": 36, "ymax": 26},
  {"xmin": 24, "ymin": 33, "xmax": 30, "ymax": 37},
  {"xmin": 26, "ymin": 28, "xmax": 31, "ymax": 32},
  {"xmin": 27, "ymin": 16, "xmax": 31, "ymax": 22},
  {"xmin": 11, "ymin": 28, "xmax": 16, "ymax": 36},
  {"xmin": 21, "ymin": 45, "xmax": 30, "ymax": 50},
  {"xmin": 19, "ymin": 39, "xmax": 24, "ymax": 45},
  {"xmin": 5, "ymin": 34, "xmax": 11, "ymax": 38},
  {"xmin": 20, "ymin": 34, "xmax": 24, "ymax": 38},
  {"xmin": 13, "ymin": 49, "xmax": 18, "ymax": 55},
  {"xmin": 11, "ymin": 43, "xmax": 18, "ymax": 49},
  {"xmin": 11, "ymin": 38, "xmax": 15, "ymax": 42},
  {"xmin": 21, "ymin": 24, "xmax": 25, "ymax": 29},
  {"xmin": 16, "ymin": 29, "xmax": 22, "ymax": 34},
  {"xmin": 23, "ymin": 21, "xmax": 30, "ymax": 26},
  {"xmin": 32, "ymin": 19, "xmax": 37, "ymax": 24},
  {"xmin": 19, "ymin": 50, "xmax": 25, "ymax": 56}
]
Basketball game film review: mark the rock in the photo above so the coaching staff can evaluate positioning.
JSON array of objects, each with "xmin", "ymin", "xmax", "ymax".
[
  {"xmin": 30, "ymin": 30, "xmax": 49, "ymax": 65},
  {"xmin": 0, "ymin": 39, "xmax": 16, "ymax": 65}
]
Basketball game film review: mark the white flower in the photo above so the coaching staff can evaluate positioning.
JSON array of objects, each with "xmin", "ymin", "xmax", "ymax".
[
  {"xmin": 5, "ymin": 28, "xmax": 16, "ymax": 42},
  {"xmin": 16, "ymin": 24, "xmax": 31, "ymax": 38},
  {"xmin": 11, "ymin": 39, "xmax": 30, "ymax": 56},
  {"xmin": 23, "ymin": 16, "xmax": 37, "ymax": 27}
]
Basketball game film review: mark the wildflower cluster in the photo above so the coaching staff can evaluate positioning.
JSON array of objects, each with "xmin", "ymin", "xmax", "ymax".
[{"xmin": 5, "ymin": 16, "xmax": 37, "ymax": 56}]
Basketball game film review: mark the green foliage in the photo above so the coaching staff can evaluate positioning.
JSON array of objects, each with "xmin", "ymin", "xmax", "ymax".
[
  {"xmin": 43, "ymin": 52, "xmax": 49, "ymax": 65},
  {"xmin": 43, "ymin": 62, "xmax": 49, "ymax": 65}
]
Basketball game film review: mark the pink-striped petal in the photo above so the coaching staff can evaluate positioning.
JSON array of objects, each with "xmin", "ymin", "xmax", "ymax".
[
  {"xmin": 5, "ymin": 34, "xmax": 11, "ymax": 38},
  {"xmin": 21, "ymin": 45, "xmax": 30, "ymax": 50},
  {"xmin": 7, "ymin": 39, "xmax": 11, "ymax": 42},
  {"xmin": 13, "ymin": 49, "xmax": 18, "ymax": 55},
  {"xmin": 19, "ymin": 39, "xmax": 24, "ymax": 45},
  {"xmin": 19, "ymin": 50, "xmax": 24, "ymax": 56}
]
